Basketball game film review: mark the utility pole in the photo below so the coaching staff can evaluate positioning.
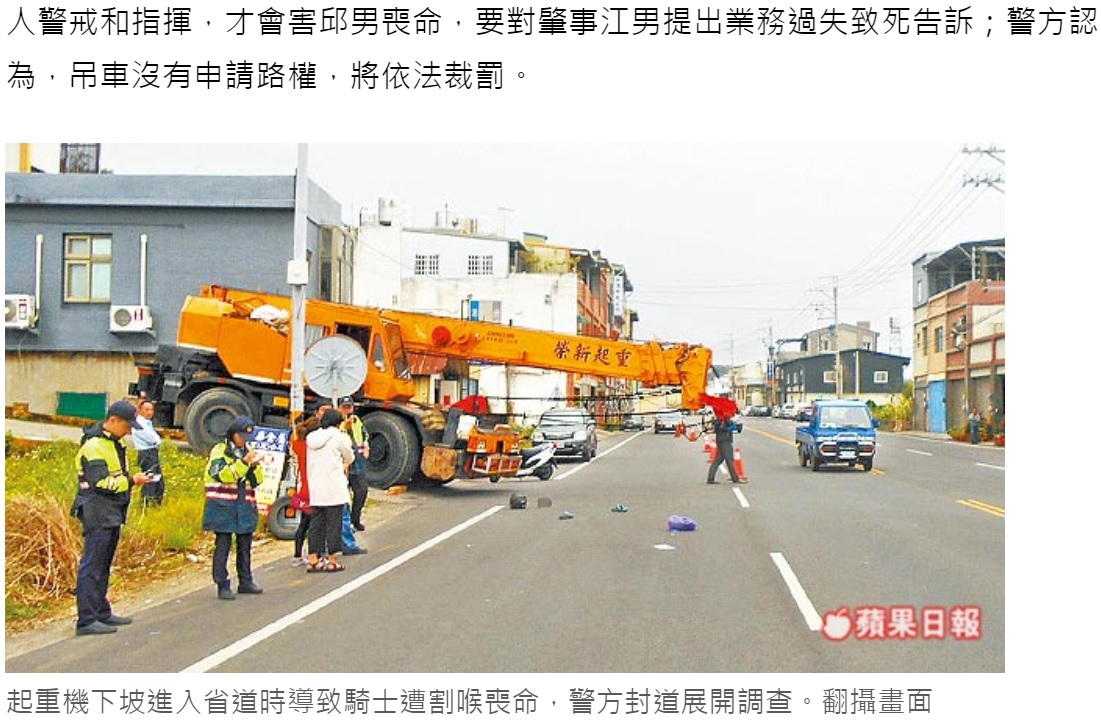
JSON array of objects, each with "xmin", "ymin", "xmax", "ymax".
[
  {"xmin": 962, "ymin": 145, "xmax": 1005, "ymax": 194},
  {"xmin": 832, "ymin": 279, "xmax": 842, "ymax": 399},
  {"xmin": 289, "ymin": 144, "xmax": 309, "ymax": 436}
]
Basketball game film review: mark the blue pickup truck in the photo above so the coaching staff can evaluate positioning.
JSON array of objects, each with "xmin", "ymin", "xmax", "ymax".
[{"xmin": 795, "ymin": 400, "xmax": 878, "ymax": 472}]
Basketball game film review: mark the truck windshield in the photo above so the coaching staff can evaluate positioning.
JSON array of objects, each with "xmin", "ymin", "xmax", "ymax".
[
  {"xmin": 385, "ymin": 324, "xmax": 411, "ymax": 380},
  {"xmin": 819, "ymin": 407, "xmax": 872, "ymax": 429}
]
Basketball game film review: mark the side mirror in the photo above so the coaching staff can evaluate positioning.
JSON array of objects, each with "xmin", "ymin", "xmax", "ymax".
[{"xmin": 872, "ymin": 418, "xmax": 880, "ymax": 428}]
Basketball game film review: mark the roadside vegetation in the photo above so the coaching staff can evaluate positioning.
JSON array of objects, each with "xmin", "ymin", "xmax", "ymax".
[
  {"xmin": 869, "ymin": 381, "xmax": 914, "ymax": 431},
  {"xmin": 5, "ymin": 435, "xmax": 239, "ymax": 630}
]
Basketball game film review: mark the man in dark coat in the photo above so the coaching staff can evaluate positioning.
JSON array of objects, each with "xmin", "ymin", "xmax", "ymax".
[{"xmin": 203, "ymin": 416, "xmax": 263, "ymax": 600}]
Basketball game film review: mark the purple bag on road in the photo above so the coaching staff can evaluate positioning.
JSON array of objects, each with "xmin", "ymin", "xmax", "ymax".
[{"xmin": 667, "ymin": 515, "xmax": 697, "ymax": 531}]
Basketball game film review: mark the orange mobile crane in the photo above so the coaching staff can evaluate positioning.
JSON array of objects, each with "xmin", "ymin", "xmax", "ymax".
[{"xmin": 132, "ymin": 285, "xmax": 718, "ymax": 489}]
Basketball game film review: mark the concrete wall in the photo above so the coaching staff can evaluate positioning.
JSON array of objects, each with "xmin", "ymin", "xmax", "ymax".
[{"xmin": 5, "ymin": 351, "xmax": 142, "ymax": 416}]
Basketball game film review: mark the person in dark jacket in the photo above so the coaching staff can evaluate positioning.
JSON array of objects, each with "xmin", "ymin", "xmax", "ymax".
[
  {"xmin": 203, "ymin": 416, "xmax": 263, "ymax": 600},
  {"xmin": 707, "ymin": 413, "xmax": 745, "ymax": 485},
  {"xmin": 71, "ymin": 400, "xmax": 155, "ymax": 635}
]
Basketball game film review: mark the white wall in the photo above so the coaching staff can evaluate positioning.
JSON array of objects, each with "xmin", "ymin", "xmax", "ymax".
[
  {"xmin": 402, "ymin": 274, "xmax": 577, "ymax": 331},
  {"xmin": 402, "ymin": 231, "xmax": 511, "ymax": 279}
]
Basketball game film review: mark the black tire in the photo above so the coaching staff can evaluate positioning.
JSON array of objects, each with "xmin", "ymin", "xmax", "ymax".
[
  {"xmin": 798, "ymin": 444, "xmax": 807, "ymax": 467},
  {"xmin": 862, "ymin": 458, "xmax": 874, "ymax": 472},
  {"xmin": 183, "ymin": 388, "xmax": 252, "ymax": 453},
  {"xmin": 361, "ymin": 412, "xmax": 420, "ymax": 489},
  {"xmin": 583, "ymin": 443, "xmax": 594, "ymax": 462},
  {"xmin": 811, "ymin": 453, "xmax": 822, "ymax": 472},
  {"xmin": 266, "ymin": 495, "xmax": 299, "ymax": 541},
  {"xmin": 535, "ymin": 464, "xmax": 554, "ymax": 481}
]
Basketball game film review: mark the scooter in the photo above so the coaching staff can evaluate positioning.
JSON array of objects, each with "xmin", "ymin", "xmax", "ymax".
[{"xmin": 488, "ymin": 442, "xmax": 556, "ymax": 482}]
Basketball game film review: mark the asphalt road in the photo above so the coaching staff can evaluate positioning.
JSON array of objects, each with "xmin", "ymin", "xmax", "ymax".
[{"xmin": 6, "ymin": 419, "xmax": 1004, "ymax": 674}]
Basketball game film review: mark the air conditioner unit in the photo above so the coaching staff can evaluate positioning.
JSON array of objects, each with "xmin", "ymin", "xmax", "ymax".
[
  {"xmin": 110, "ymin": 304, "xmax": 153, "ymax": 333},
  {"xmin": 4, "ymin": 294, "xmax": 37, "ymax": 329}
]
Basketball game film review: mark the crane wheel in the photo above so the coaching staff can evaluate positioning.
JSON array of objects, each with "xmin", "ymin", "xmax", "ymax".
[
  {"xmin": 361, "ymin": 412, "xmax": 419, "ymax": 489},
  {"xmin": 183, "ymin": 388, "xmax": 252, "ymax": 454}
]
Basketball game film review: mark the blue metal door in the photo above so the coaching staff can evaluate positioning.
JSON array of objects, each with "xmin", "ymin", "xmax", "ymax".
[{"xmin": 928, "ymin": 380, "xmax": 947, "ymax": 434}]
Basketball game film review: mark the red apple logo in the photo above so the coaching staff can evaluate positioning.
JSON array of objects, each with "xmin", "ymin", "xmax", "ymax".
[{"xmin": 821, "ymin": 607, "xmax": 853, "ymax": 641}]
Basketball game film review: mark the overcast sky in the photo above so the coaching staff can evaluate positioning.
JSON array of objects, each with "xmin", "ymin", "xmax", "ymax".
[{"xmin": 96, "ymin": 143, "xmax": 1004, "ymax": 369}]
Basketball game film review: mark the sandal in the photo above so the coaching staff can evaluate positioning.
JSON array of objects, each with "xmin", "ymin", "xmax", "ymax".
[
  {"xmin": 305, "ymin": 559, "xmax": 328, "ymax": 573},
  {"xmin": 323, "ymin": 562, "xmax": 346, "ymax": 573}
]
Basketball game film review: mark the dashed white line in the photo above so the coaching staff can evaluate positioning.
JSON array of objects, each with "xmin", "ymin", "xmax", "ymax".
[
  {"xmin": 555, "ymin": 430, "xmax": 646, "ymax": 479},
  {"xmin": 181, "ymin": 505, "xmax": 503, "ymax": 673},
  {"xmin": 975, "ymin": 462, "xmax": 1005, "ymax": 471},
  {"xmin": 906, "ymin": 449, "xmax": 933, "ymax": 456},
  {"xmin": 770, "ymin": 552, "xmax": 822, "ymax": 632},
  {"xmin": 733, "ymin": 487, "xmax": 749, "ymax": 508}
]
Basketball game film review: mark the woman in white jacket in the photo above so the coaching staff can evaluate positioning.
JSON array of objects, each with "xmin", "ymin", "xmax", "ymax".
[{"xmin": 305, "ymin": 408, "xmax": 354, "ymax": 572}]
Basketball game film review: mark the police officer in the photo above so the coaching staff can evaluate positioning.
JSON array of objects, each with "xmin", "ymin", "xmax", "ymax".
[
  {"xmin": 338, "ymin": 396, "xmax": 370, "ymax": 531},
  {"xmin": 203, "ymin": 416, "xmax": 264, "ymax": 600},
  {"xmin": 71, "ymin": 400, "xmax": 155, "ymax": 636}
]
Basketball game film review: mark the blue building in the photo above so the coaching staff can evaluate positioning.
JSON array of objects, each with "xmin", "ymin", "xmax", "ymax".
[{"xmin": 5, "ymin": 172, "xmax": 349, "ymax": 418}]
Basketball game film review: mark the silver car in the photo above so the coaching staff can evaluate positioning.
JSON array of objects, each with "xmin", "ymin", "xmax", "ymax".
[{"xmin": 533, "ymin": 407, "xmax": 598, "ymax": 462}]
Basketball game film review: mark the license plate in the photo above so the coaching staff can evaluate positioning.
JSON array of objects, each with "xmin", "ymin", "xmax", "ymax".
[{"xmin": 839, "ymin": 451, "xmax": 855, "ymax": 459}]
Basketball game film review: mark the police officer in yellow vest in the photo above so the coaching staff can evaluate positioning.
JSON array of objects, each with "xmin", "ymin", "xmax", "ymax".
[
  {"xmin": 203, "ymin": 416, "xmax": 264, "ymax": 600},
  {"xmin": 339, "ymin": 396, "xmax": 370, "ymax": 531},
  {"xmin": 71, "ymin": 400, "xmax": 155, "ymax": 636}
]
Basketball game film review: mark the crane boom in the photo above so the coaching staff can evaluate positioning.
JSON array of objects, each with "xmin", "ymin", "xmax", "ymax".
[{"xmin": 384, "ymin": 310, "xmax": 714, "ymax": 409}]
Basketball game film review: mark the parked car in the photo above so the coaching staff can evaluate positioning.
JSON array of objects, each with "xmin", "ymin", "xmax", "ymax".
[
  {"xmin": 532, "ymin": 407, "xmax": 598, "ymax": 462},
  {"xmin": 796, "ymin": 404, "xmax": 814, "ymax": 422},
  {"xmin": 621, "ymin": 414, "xmax": 646, "ymax": 431},
  {"xmin": 654, "ymin": 411, "xmax": 683, "ymax": 434},
  {"xmin": 781, "ymin": 403, "xmax": 798, "ymax": 419},
  {"xmin": 746, "ymin": 405, "xmax": 770, "ymax": 417}
]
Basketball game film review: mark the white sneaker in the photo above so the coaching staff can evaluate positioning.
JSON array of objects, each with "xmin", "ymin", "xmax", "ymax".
[{"xmin": 291, "ymin": 557, "xmax": 308, "ymax": 567}]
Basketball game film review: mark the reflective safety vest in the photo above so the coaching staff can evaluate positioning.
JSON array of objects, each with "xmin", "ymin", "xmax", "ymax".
[{"xmin": 71, "ymin": 426, "xmax": 132, "ymax": 529}]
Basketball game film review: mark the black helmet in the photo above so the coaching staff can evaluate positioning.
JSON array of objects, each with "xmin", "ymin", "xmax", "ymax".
[{"xmin": 509, "ymin": 492, "xmax": 528, "ymax": 510}]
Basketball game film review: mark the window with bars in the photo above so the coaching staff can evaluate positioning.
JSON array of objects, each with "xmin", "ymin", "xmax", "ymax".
[
  {"xmin": 64, "ymin": 234, "xmax": 112, "ymax": 302},
  {"xmin": 414, "ymin": 254, "xmax": 440, "ymax": 275},
  {"xmin": 467, "ymin": 254, "xmax": 493, "ymax": 276}
]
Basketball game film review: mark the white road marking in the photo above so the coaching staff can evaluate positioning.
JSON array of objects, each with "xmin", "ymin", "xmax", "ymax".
[
  {"xmin": 555, "ymin": 430, "xmax": 646, "ymax": 479},
  {"xmin": 770, "ymin": 552, "xmax": 822, "ymax": 632},
  {"xmin": 733, "ymin": 487, "xmax": 749, "ymax": 508},
  {"xmin": 181, "ymin": 505, "xmax": 504, "ymax": 673},
  {"xmin": 975, "ymin": 462, "xmax": 1005, "ymax": 471},
  {"xmin": 906, "ymin": 449, "xmax": 933, "ymax": 456}
]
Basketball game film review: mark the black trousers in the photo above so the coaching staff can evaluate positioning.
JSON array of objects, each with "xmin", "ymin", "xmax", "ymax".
[
  {"xmin": 294, "ymin": 510, "xmax": 313, "ymax": 557},
  {"xmin": 707, "ymin": 442, "xmax": 737, "ymax": 482},
  {"xmin": 212, "ymin": 532, "xmax": 253, "ymax": 588},
  {"xmin": 138, "ymin": 447, "xmax": 164, "ymax": 504},
  {"xmin": 349, "ymin": 472, "xmax": 368, "ymax": 525},
  {"xmin": 308, "ymin": 505, "xmax": 344, "ymax": 558},
  {"xmin": 76, "ymin": 526, "xmax": 121, "ymax": 629}
]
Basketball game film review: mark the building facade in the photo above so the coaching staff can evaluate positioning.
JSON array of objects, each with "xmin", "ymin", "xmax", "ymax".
[
  {"xmin": 5, "ymin": 172, "xmax": 345, "ymax": 417},
  {"xmin": 777, "ymin": 349, "xmax": 910, "ymax": 407},
  {"xmin": 911, "ymin": 239, "xmax": 1005, "ymax": 434}
]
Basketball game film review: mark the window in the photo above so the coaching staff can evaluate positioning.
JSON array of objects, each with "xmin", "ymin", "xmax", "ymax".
[
  {"xmin": 414, "ymin": 254, "xmax": 440, "ymax": 275},
  {"xmin": 921, "ymin": 327, "xmax": 928, "ymax": 355},
  {"xmin": 874, "ymin": 370, "xmax": 889, "ymax": 384},
  {"xmin": 64, "ymin": 234, "xmax": 112, "ymax": 302},
  {"xmin": 467, "ymin": 254, "xmax": 493, "ymax": 276},
  {"xmin": 934, "ymin": 326, "xmax": 945, "ymax": 353},
  {"xmin": 823, "ymin": 370, "xmax": 836, "ymax": 384}
]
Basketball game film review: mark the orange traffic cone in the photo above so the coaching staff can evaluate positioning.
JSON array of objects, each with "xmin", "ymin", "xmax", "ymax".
[{"xmin": 733, "ymin": 446, "xmax": 748, "ymax": 482}]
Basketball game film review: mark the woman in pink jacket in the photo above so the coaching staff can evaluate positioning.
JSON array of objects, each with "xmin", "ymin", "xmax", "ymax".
[{"xmin": 304, "ymin": 409, "xmax": 354, "ymax": 572}]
